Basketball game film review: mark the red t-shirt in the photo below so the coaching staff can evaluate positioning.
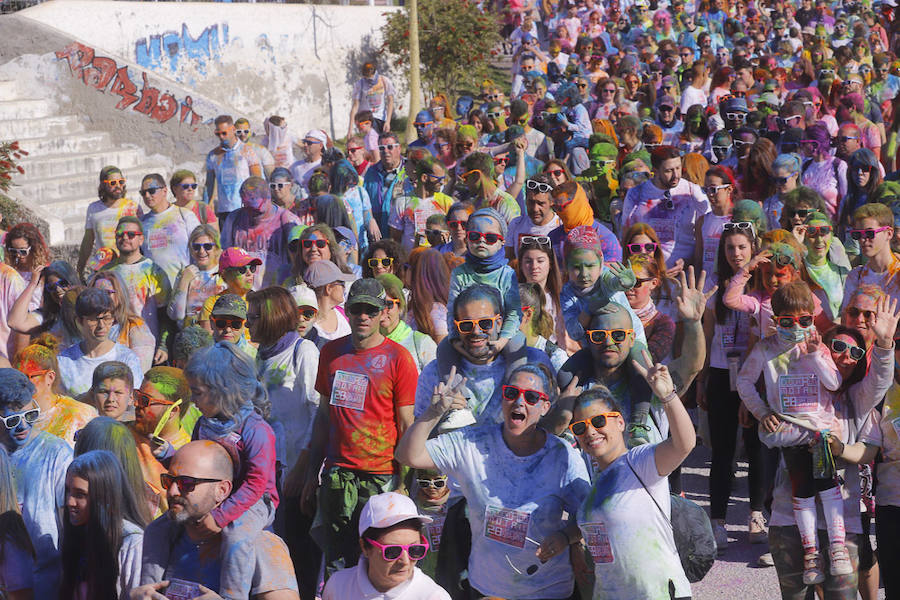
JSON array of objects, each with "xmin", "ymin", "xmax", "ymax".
[{"xmin": 316, "ymin": 336, "xmax": 418, "ymax": 474}]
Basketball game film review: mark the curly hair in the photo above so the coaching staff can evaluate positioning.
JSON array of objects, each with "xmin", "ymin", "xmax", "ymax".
[{"xmin": 5, "ymin": 222, "xmax": 50, "ymax": 269}]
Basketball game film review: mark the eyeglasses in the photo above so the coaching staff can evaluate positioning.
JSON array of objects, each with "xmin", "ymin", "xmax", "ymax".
[
  {"xmin": 116, "ymin": 230, "xmax": 142, "ymax": 240},
  {"xmin": 520, "ymin": 235, "xmax": 551, "ymax": 248},
  {"xmin": 6, "ymin": 246, "xmax": 30, "ymax": 258},
  {"xmin": 456, "ymin": 142, "xmax": 476, "ymax": 151},
  {"xmin": 212, "ymin": 316, "xmax": 245, "ymax": 330},
  {"xmin": 103, "ymin": 178, "xmax": 126, "ymax": 186},
  {"xmin": 228, "ymin": 264, "xmax": 258, "ymax": 276},
  {"xmin": 83, "ymin": 314, "xmax": 115, "ymax": 326},
  {"xmin": 704, "ymin": 184, "xmax": 731, "ymax": 196},
  {"xmin": 806, "ymin": 225, "xmax": 832, "ymax": 237},
  {"xmin": 140, "ymin": 187, "xmax": 163, "ymax": 196},
  {"xmin": 775, "ymin": 314, "xmax": 814, "ymax": 328},
  {"xmin": 417, "ymin": 477, "xmax": 448, "ymax": 489},
  {"xmin": 569, "ymin": 412, "xmax": 622, "ymax": 436},
  {"xmin": 179, "ymin": 183, "xmax": 199, "ymax": 190},
  {"xmin": 270, "ymin": 182, "xmax": 290, "ymax": 190},
  {"xmin": 133, "ymin": 389, "xmax": 177, "ymax": 409},
  {"xmin": 601, "ymin": 87, "xmax": 617, "ymax": 94},
  {"xmin": 501, "ymin": 384, "xmax": 549, "ymax": 405},
  {"xmin": 160, "ymin": 473, "xmax": 223, "ymax": 495},
  {"xmin": 0, "ymin": 404, "xmax": 40, "ymax": 430},
  {"xmin": 455, "ymin": 316, "xmax": 500, "ymax": 334},
  {"xmin": 723, "ymin": 221, "xmax": 754, "ymax": 234},
  {"xmin": 627, "ymin": 242, "xmax": 657, "ymax": 254},
  {"xmin": 425, "ymin": 229, "xmax": 447, "ymax": 238},
  {"xmin": 365, "ymin": 537, "xmax": 429, "ymax": 562},
  {"xmin": 378, "ymin": 143, "xmax": 399, "ymax": 152},
  {"xmin": 733, "ymin": 139, "xmax": 754, "ymax": 148},
  {"xmin": 347, "ymin": 303, "xmax": 383, "ymax": 317},
  {"xmin": 367, "ymin": 257, "xmax": 394, "ymax": 269},
  {"xmin": 302, "ymin": 239, "xmax": 329, "ymax": 249},
  {"xmin": 830, "ymin": 339, "xmax": 865, "ymax": 361},
  {"xmin": 850, "ymin": 226, "xmax": 891, "ymax": 240},
  {"xmin": 192, "ymin": 242, "xmax": 215, "ymax": 252},
  {"xmin": 357, "ymin": 120, "xmax": 372, "ymax": 128},
  {"xmin": 845, "ymin": 306, "xmax": 876, "ymax": 320},
  {"xmin": 414, "ymin": 121, "xmax": 434, "ymax": 128},
  {"xmin": 467, "ymin": 231, "xmax": 504, "ymax": 244},
  {"xmin": 487, "ymin": 111, "xmax": 503, "ymax": 119},
  {"xmin": 585, "ymin": 328, "xmax": 633, "ymax": 344},
  {"xmin": 448, "ymin": 220, "xmax": 467, "ymax": 230},
  {"xmin": 298, "ymin": 308, "xmax": 317, "ymax": 320},
  {"xmin": 658, "ymin": 105, "xmax": 675, "ymax": 113},
  {"xmin": 526, "ymin": 180, "xmax": 553, "ymax": 194}
]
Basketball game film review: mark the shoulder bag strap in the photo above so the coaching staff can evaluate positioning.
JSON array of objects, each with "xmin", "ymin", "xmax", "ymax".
[{"xmin": 625, "ymin": 453, "xmax": 673, "ymax": 530}]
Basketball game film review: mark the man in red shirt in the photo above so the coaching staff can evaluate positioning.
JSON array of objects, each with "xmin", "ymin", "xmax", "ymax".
[{"xmin": 302, "ymin": 277, "xmax": 418, "ymax": 577}]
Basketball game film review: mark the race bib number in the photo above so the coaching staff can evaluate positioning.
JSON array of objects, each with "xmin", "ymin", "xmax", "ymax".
[
  {"xmin": 721, "ymin": 331, "xmax": 736, "ymax": 350},
  {"xmin": 779, "ymin": 374, "xmax": 819, "ymax": 415},
  {"xmin": 148, "ymin": 229, "xmax": 169, "ymax": 250},
  {"xmin": 413, "ymin": 208, "xmax": 429, "ymax": 235},
  {"xmin": 330, "ymin": 370, "xmax": 368, "ymax": 411},
  {"xmin": 581, "ymin": 522, "xmax": 615, "ymax": 564},
  {"xmin": 484, "ymin": 506, "xmax": 531, "ymax": 548},
  {"xmin": 891, "ymin": 416, "xmax": 900, "ymax": 440}
]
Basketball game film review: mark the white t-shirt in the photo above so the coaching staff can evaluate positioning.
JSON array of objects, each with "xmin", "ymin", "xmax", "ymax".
[
  {"xmin": 680, "ymin": 85, "xmax": 708, "ymax": 116},
  {"xmin": 312, "ymin": 310, "xmax": 352, "ymax": 348},
  {"xmin": 323, "ymin": 558, "xmax": 450, "ymax": 600},
  {"xmin": 140, "ymin": 205, "xmax": 201, "ymax": 286},
  {"xmin": 57, "ymin": 342, "xmax": 144, "ymax": 399},
  {"xmin": 578, "ymin": 444, "xmax": 690, "ymax": 600},
  {"xmin": 505, "ymin": 214, "xmax": 561, "ymax": 252},
  {"xmin": 427, "ymin": 424, "xmax": 591, "ymax": 599},
  {"xmin": 83, "ymin": 198, "xmax": 140, "ymax": 253}
]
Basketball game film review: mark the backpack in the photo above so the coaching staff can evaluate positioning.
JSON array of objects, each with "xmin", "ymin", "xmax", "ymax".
[{"xmin": 626, "ymin": 454, "xmax": 717, "ymax": 583}]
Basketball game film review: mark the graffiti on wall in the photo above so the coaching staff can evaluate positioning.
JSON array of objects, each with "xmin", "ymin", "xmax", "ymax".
[
  {"xmin": 55, "ymin": 41, "xmax": 204, "ymax": 129},
  {"xmin": 134, "ymin": 23, "xmax": 230, "ymax": 76}
]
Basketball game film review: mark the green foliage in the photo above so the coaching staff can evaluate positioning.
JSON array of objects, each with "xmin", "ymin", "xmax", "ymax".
[{"xmin": 381, "ymin": 0, "xmax": 502, "ymax": 98}]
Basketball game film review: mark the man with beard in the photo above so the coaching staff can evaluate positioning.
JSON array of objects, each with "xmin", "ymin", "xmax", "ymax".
[
  {"xmin": 204, "ymin": 115, "xmax": 263, "ymax": 224},
  {"xmin": 655, "ymin": 96, "xmax": 683, "ymax": 146},
  {"xmin": 220, "ymin": 177, "xmax": 300, "ymax": 289},
  {"xmin": 622, "ymin": 146, "xmax": 711, "ymax": 270},
  {"xmin": 77, "ymin": 165, "xmax": 141, "ymax": 276},
  {"xmin": 302, "ymin": 278, "xmax": 419, "ymax": 578},
  {"xmin": 135, "ymin": 440, "xmax": 300, "ymax": 600},
  {"xmin": 389, "ymin": 156, "xmax": 452, "ymax": 252}
]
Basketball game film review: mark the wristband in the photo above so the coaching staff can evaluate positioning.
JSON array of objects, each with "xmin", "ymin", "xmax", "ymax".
[{"xmin": 660, "ymin": 390, "xmax": 678, "ymax": 405}]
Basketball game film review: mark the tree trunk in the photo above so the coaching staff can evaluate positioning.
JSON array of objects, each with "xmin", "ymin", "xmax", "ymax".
[{"xmin": 405, "ymin": 0, "xmax": 422, "ymax": 143}]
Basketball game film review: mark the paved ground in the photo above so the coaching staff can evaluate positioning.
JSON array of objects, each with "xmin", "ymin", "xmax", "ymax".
[{"xmin": 682, "ymin": 444, "xmax": 885, "ymax": 600}]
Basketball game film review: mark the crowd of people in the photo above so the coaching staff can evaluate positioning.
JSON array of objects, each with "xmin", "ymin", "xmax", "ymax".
[{"xmin": 4, "ymin": 0, "xmax": 900, "ymax": 598}]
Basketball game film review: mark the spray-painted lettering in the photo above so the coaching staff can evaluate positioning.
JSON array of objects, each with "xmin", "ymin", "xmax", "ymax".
[
  {"xmin": 134, "ymin": 23, "xmax": 230, "ymax": 76},
  {"xmin": 54, "ymin": 41, "xmax": 203, "ymax": 129}
]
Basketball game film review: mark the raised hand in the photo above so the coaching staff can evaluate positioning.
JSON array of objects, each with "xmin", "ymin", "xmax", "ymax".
[
  {"xmin": 422, "ymin": 365, "xmax": 469, "ymax": 421},
  {"xmin": 606, "ymin": 260, "xmax": 637, "ymax": 289},
  {"xmin": 746, "ymin": 249, "xmax": 772, "ymax": 272},
  {"xmin": 631, "ymin": 349, "xmax": 675, "ymax": 400},
  {"xmin": 675, "ymin": 266, "xmax": 717, "ymax": 322},
  {"xmin": 871, "ymin": 295, "xmax": 900, "ymax": 348},
  {"xmin": 803, "ymin": 327, "xmax": 822, "ymax": 354}
]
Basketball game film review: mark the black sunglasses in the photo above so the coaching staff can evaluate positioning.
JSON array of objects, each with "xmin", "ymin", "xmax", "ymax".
[
  {"xmin": 160, "ymin": 473, "xmax": 223, "ymax": 495},
  {"xmin": 212, "ymin": 317, "xmax": 244, "ymax": 329},
  {"xmin": 302, "ymin": 239, "xmax": 328, "ymax": 249},
  {"xmin": 347, "ymin": 303, "xmax": 382, "ymax": 317},
  {"xmin": 140, "ymin": 187, "xmax": 163, "ymax": 196},
  {"xmin": 192, "ymin": 243, "xmax": 215, "ymax": 252},
  {"xmin": 227, "ymin": 264, "xmax": 258, "ymax": 275}
]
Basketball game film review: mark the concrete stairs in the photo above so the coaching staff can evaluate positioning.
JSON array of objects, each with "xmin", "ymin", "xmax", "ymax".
[{"xmin": 0, "ymin": 79, "xmax": 169, "ymax": 244}]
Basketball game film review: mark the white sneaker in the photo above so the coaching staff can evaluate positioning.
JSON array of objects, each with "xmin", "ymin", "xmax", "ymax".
[
  {"xmin": 713, "ymin": 521, "xmax": 728, "ymax": 554},
  {"xmin": 749, "ymin": 511, "xmax": 768, "ymax": 544},
  {"xmin": 829, "ymin": 543, "xmax": 853, "ymax": 576}
]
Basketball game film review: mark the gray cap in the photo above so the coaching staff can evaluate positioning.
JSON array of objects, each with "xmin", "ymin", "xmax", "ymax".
[
  {"xmin": 347, "ymin": 278, "xmax": 389, "ymax": 309},
  {"xmin": 656, "ymin": 95, "xmax": 676, "ymax": 109},
  {"xmin": 211, "ymin": 294, "xmax": 247, "ymax": 320},
  {"xmin": 303, "ymin": 260, "xmax": 355, "ymax": 288}
]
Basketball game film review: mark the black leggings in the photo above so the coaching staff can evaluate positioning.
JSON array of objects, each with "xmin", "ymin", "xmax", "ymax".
[
  {"xmin": 707, "ymin": 367, "xmax": 779, "ymax": 519},
  {"xmin": 781, "ymin": 445, "xmax": 837, "ymax": 498},
  {"xmin": 875, "ymin": 504, "xmax": 900, "ymax": 598}
]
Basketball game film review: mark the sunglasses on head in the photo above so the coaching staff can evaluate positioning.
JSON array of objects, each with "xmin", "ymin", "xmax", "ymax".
[
  {"xmin": 6, "ymin": 246, "xmax": 30, "ymax": 257},
  {"xmin": 212, "ymin": 316, "xmax": 244, "ymax": 330},
  {"xmin": 365, "ymin": 537, "xmax": 429, "ymax": 562},
  {"xmin": 526, "ymin": 180, "xmax": 553, "ymax": 193},
  {"xmin": 179, "ymin": 183, "xmax": 199, "ymax": 190},
  {"xmin": 160, "ymin": 473, "xmax": 223, "ymax": 495},
  {"xmin": 501, "ymin": 384, "xmax": 549, "ymax": 405},
  {"xmin": 192, "ymin": 242, "xmax": 215, "ymax": 252},
  {"xmin": 103, "ymin": 178, "xmax": 126, "ymax": 186},
  {"xmin": 347, "ymin": 303, "xmax": 383, "ymax": 317},
  {"xmin": 830, "ymin": 339, "xmax": 865, "ymax": 361},
  {"xmin": 627, "ymin": 242, "xmax": 657, "ymax": 254},
  {"xmin": 569, "ymin": 412, "xmax": 622, "ymax": 436},
  {"xmin": 417, "ymin": 477, "xmax": 448, "ymax": 489},
  {"xmin": 467, "ymin": 231, "xmax": 504, "ymax": 244},
  {"xmin": 116, "ymin": 230, "xmax": 141, "ymax": 240},
  {"xmin": 0, "ymin": 404, "xmax": 40, "ymax": 430},
  {"xmin": 585, "ymin": 328, "xmax": 633, "ymax": 344},
  {"xmin": 455, "ymin": 316, "xmax": 500, "ymax": 334},
  {"xmin": 367, "ymin": 257, "xmax": 394, "ymax": 269},
  {"xmin": 845, "ymin": 306, "xmax": 875, "ymax": 320},
  {"xmin": 520, "ymin": 235, "xmax": 550, "ymax": 248},
  {"xmin": 227, "ymin": 263, "xmax": 258, "ymax": 275},
  {"xmin": 775, "ymin": 314, "xmax": 814, "ymax": 328},
  {"xmin": 850, "ymin": 226, "xmax": 890, "ymax": 240},
  {"xmin": 302, "ymin": 238, "xmax": 329, "ymax": 249}
]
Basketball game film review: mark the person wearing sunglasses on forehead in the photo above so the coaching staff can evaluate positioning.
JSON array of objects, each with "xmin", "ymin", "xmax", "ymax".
[
  {"xmin": 396, "ymin": 362, "xmax": 591, "ymax": 600},
  {"xmin": 169, "ymin": 168, "xmax": 218, "ymax": 231},
  {"xmin": 736, "ymin": 282, "xmax": 857, "ymax": 586},
  {"xmin": 78, "ymin": 165, "xmax": 140, "ymax": 277},
  {"xmin": 137, "ymin": 172, "xmax": 202, "ymax": 287},
  {"xmin": 0, "ymin": 367, "xmax": 74, "ymax": 599},
  {"xmin": 220, "ymin": 176, "xmax": 302, "ymax": 290},
  {"xmin": 204, "ymin": 115, "xmax": 263, "ymax": 224},
  {"xmin": 321, "ymin": 491, "xmax": 448, "ymax": 598},
  {"xmin": 505, "ymin": 172, "xmax": 561, "ymax": 259},
  {"xmin": 233, "ymin": 117, "xmax": 276, "ymax": 179},
  {"xmin": 388, "ymin": 156, "xmax": 452, "ymax": 253},
  {"xmin": 104, "ymin": 215, "xmax": 172, "ymax": 352},
  {"xmin": 198, "ymin": 247, "xmax": 258, "ymax": 336}
]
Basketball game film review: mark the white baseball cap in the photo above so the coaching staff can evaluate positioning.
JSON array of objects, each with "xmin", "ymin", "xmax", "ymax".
[
  {"xmin": 290, "ymin": 284, "xmax": 318, "ymax": 310},
  {"xmin": 358, "ymin": 492, "xmax": 432, "ymax": 536},
  {"xmin": 304, "ymin": 129, "xmax": 328, "ymax": 145}
]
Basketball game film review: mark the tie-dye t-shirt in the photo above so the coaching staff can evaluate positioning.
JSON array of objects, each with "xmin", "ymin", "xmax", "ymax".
[
  {"xmin": 33, "ymin": 395, "xmax": 97, "ymax": 448},
  {"xmin": 105, "ymin": 257, "xmax": 172, "ymax": 340},
  {"xmin": 221, "ymin": 207, "xmax": 302, "ymax": 289},
  {"xmin": 168, "ymin": 266, "xmax": 225, "ymax": 328},
  {"xmin": 140, "ymin": 205, "xmax": 202, "ymax": 285},
  {"xmin": 315, "ymin": 336, "xmax": 418, "ymax": 474},
  {"xmin": 577, "ymin": 444, "xmax": 690, "ymax": 600},
  {"xmin": 84, "ymin": 198, "xmax": 140, "ymax": 253},
  {"xmin": 389, "ymin": 192, "xmax": 454, "ymax": 251}
]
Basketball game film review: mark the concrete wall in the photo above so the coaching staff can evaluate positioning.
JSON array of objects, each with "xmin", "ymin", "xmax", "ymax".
[{"xmin": 20, "ymin": 1, "xmax": 402, "ymax": 140}]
